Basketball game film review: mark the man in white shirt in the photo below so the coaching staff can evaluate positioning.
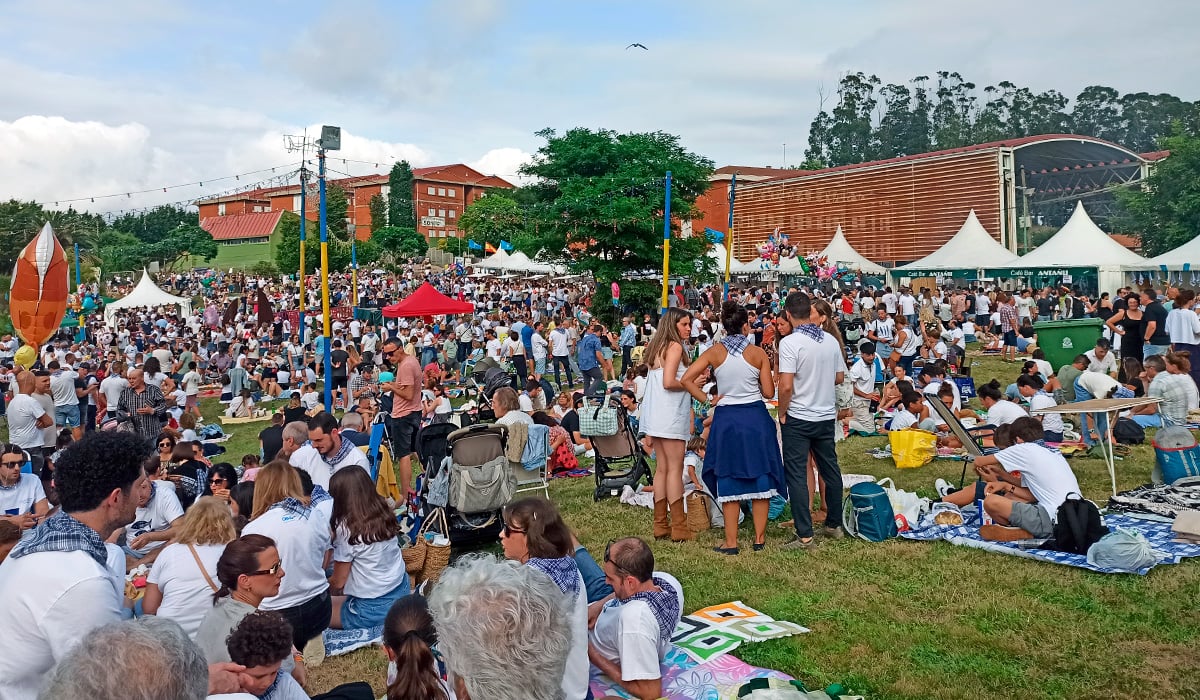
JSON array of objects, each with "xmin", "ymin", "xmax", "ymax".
[
  {"xmin": 122, "ymin": 473, "xmax": 185, "ymax": 569},
  {"xmin": 846, "ymin": 342, "xmax": 880, "ymax": 435},
  {"xmin": 549, "ymin": 323, "xmax": 574, "ymax": 389},
  {"xmin": 0, "ymin": 430, "xmax": 148, "ymax": 700},
  {"xmin": 866, "ymin": 308, "xmax": 895, "ymax": 367},
  {"xmin": 530, "ymin": 321, "xmax": 550, "ymax": 379},
  {"xmin": 47, "ymin": 360, "xmax": 80, "ymax": 437},
  {"xmin": 587, "ymin": 538, "xmax": 684, "ymax": 700},
  {"xmin": 296, "ymin": 411, "xmax": 369, "ymax": 489},
  {"xmin": 974, "ymin": 292, "xmax": 991, "ymax": 328},
  {"xmin": 99, "ymin": 362, "xmax": 131, "ymax": 423},
  {"xmin": 0, "ymin": 450, "xmax": 49, "ymax": 530},
  {"xmin": 777, "ymin": 292, "xmax": 846, "ymax": 549},
  {"xmin": 7, "ymin": 371, "xmax": 54, "ymax": 476},
  {"xmin": 1084, "ymin": 338, "xmax": 1118, "ymax": 378},
  {"xmin": 881, "ymin": 288, "xmax": 897, "ymax": 316}
]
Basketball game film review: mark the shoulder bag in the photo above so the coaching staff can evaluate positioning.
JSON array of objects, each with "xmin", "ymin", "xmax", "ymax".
[{"xmin": 579, "ymin": 392, "xmax": 619, "ymax": 437}]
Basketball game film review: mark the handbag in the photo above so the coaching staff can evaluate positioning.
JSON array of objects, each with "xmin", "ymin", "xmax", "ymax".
[
  {"xmin": 449, "ymin": 455, "xmax": 516, "ymax": 514},
  {"xmin": 685, "ymin": 491, "xmax": 711, "ymax": 533},
  {"xmin": 416, "ymin": 508, "xmax": 451, "ymax": 585},
  {"xmin": 426, "ymin": 456, "xmax": 452, "ymax": 508},
  {"xmin": 579, "ymin": 392, "xmax": 619, "ymax": 437}
]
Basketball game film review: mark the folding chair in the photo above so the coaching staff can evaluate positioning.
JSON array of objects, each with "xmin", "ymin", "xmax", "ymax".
[
  {"xmin": 928, "ymin": 398, "xmax": 995, "ymax": 488},
  {"xmin": 507, "ymin": 423, "xmax": 550, "ymax": 499}
]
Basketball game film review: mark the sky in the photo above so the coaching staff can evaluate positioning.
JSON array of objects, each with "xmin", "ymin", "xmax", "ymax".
[{"xmin": 3, "ymin": 0, "xmax": 1199, "ymax": 214}]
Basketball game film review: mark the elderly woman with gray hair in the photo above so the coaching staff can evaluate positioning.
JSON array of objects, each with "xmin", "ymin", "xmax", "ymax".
[{"xmin": 428, "ymin": 554, "xmax": 573, "ymax": 700}]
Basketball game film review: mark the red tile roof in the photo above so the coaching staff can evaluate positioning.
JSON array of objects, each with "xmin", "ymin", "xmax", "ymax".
[
  {"xmin": 1141, "ymin": 150, "xmax": 1170, "ymax": 162},
  {"xmin": 200, "ymin": 211, "xmax": 284, "ymax": 241},
  {"xmin": 412, "ymin": 164, "xmax": 515, "ymax": 188},
  {"xmin": 713, "ymin": 165, "xmax": 811, "ymax": 178},
  {"xmin": 1110, "ymin": 233, "xmax": 1141, "ymax": 250}
]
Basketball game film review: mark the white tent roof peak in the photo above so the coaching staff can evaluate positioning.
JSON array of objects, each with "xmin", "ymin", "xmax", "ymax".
[
  {"xmin": 1015, "ymin": 201, "xmax": 1149, "ymax": 268},
  {"xmin": 707, "ymin": 242, "xmax": 741, "ymax": 271},
  {"xmin": 103, "ymin": 269, "xmax": 193, "ymax": 325},
  {"xmin": 894, "ymin": 209, "xmax": 1019, "ymax": 272},
  {"xmin": 820, "ymin": 226, "xmax": 887, "ymax": 274}
]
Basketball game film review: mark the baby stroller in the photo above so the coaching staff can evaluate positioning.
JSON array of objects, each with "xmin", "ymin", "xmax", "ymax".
[
  {"xmin": 416, "ymin": 422, "xmax": 457, "ymax": 480},
  {"xmin": 588, "ymin": 404, "xmax": 654, "ymax": 502},
  {"xmin": 425, "ymin": 424, "xmax": 510, "ymax": 547}
]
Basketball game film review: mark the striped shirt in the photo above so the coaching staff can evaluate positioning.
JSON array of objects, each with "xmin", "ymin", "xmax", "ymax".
[
  {"xmin": 999, "ymin": 302, "xmax": 1019, "ymax": 333},
  {"xmin": 118, "ymin": 385, "xmax": 167, "ymax": 440}
]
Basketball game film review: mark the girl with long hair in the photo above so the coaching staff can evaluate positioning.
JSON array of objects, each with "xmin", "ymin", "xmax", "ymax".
[
  {"xmin": 639, "ymin": 307, "xmax": 695, "ymax": 541},
  {"xmin": 681, "ymin": 302, "xmax": 784, "ymax": 554},
  {"xmin": 143, "ymin": 497, "xmax": 238, "ymax": 638},
  {"xmin": 327, "ymin": 467, "xmax": 410, "ymax": 630},
  {"xmin": 499, "ymin": 497, "xmax": 588, "ymax": 699},
  {"xmin": 381, "ymin": 595, "xmax": 450, "ymax": 700}
]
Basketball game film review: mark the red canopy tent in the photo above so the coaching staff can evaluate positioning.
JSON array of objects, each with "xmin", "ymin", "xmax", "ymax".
[{"xmin": 381, "ymin": 282, "xmax": 475, "ymax": 318}]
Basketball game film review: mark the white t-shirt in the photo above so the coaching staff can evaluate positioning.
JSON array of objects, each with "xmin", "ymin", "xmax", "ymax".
[
  {"xmin": 848, "ymin": 358, "xmax": 875, "ymax": 396},
  {"xmin": 6, "ymin": 394, "xmax": 47, "ymax": 450},
  {"xmin": 146, "ymin": 542, "xmax": 225, "ymax": 639},
  {"xmin": 1032, "ymin": 359, "xmax": 1054, "ymax": 379},
  {"xmin": 962, "ymin": 321, "xmax": 976, "ymax": 337},
  {"xmin": 1016, "ymin": 296, "xmax": 1035, "ymax": 319},
  {"xmin": 243, "ymin": 499, "xmax": 333, "ymax": 610},
  {"xmin": 889, "ymin": 408, "xmax": 919, "ymax": 431},
  {"xmin": 290, "ymin": 442, "xmax": 369, "ymax": 490},
  {"xmin": 49, "ymin": 370, "xmax": 78, "ymax": 407},
  {"xmin": 995, "ymin": 441, "xmax": 1081, "ymax": 521},
  {"xmin": 986, "ymin": 399, "xmax": 1027, "ymax": 426},
  {"xmin": 975, "ymin": 295, "xmax": 991, "ymax": 315},
  {"xmin": 779, "ymin": 331, "xmax": 844, "ymax": 422},
  {"xmin": 589, "ymin": 572, "xmax": 684, "ymax": 682},
  {"xmin": 99, "ymin": 375, "xmax": 130, "ymax": 411},
  {"xmin": 1076, "ymin": 371, "xmax": 1119, "ymax": 398},
  {"xmin": 485, "ymin": 338, "xmax": 503, "ymax": 360},
  {"xmin": 882, "ymin": 293, "xmax": 897, "ymax": 314},
  {"xmin": 549, "ymin": 329, "xmax": 570, "ymax": 356},
  {"xmin": 869, "ymin": 318, "xmax": 895, "ymax": 343},
  {"xmin": 899, "ymin": 294, "xmax": 916, "ymax": 316},
  {"xmin": 0, "ymin": 473, "xmax": 46, "ymax": 516},
  {"xmin": 531, "ymin": 332, "xmax": 549, "ymax": 360},
  {"xmin": 497, "ymin": 410, "xmax": 535, "ymax": 427},
  {"xmin": 182, "ymin": 370, "xmax": 202, "ymax": 396},
  {"xmin": 1085, "ymin": 349, "xmax": 1117, "ymax": 376},
  {"xmin": 129, "ymin": 483, "xmax": 185, "ymax": 555},
  {"xmin": 331, "ymin": 528, "xmax": 408, "ymax": 599},
  {"xmin": 947, "ymin": 327, "xmax": 965, "ymax": 350},
  {"xmin": 1029, "ymin": 391, "xmax": 1064, "ymax": 433}
]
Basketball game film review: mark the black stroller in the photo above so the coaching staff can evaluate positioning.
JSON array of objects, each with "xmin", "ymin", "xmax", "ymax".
[
  {"xmin": 420, "ymin": 424, "xmax": 508, "ymax": 547},
  {"xmin": 587, "ymin": 403, "xmax": 654, "ymax": 502}
]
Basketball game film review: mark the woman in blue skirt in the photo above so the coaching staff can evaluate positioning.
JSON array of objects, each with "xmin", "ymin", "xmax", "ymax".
[{"xmin": 682, "ymin": 301, "xmax": 787, "ymax": 555}]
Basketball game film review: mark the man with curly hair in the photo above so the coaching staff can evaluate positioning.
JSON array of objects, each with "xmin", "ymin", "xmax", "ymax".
[
  {"xmin": 0, "ymin": 430, "xmax": 150, "ymax": 700},
  {"xmin": 226, "ymin": 611, "xmax": 309, "ymax": 700}
]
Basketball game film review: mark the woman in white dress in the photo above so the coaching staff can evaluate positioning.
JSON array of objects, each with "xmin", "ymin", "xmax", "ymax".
[{"xmin": 639, "ymin": 308, "xmax": 694, "ymax": 542}]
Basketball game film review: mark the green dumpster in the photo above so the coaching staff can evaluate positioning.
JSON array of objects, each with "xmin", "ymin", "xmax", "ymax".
[{"xmin": 1033, "ymin": 318, "xmax": 1103, "ymax": 370}]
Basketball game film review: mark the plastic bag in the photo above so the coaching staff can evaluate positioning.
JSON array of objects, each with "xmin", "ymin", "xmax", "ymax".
[
  {"xmin": 876, "ymin": 477, "xmax": 929, "ymax": 530},
  {"xmin": 888, "ymin": 429, "xmax": 937, "ymax": 468},
  {"xmin": 1086, "ymin": 527, "xmax": 1161, "ymax": 571}
]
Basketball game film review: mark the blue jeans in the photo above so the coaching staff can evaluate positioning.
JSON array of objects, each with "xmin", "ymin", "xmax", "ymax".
[
  {"xmin": 340, "ymin": 577, "xmax": 410, "ymax": 630},
  {"xmin": 1074, "ymin": 378, "xmax": 1134, "ymax": 445},
  {"xmin": 781, "ymin": 417, "xmax": 842, "ymax": 539},
  {"xmin": 573, "ymin": 545, "xmax": 614, "ymax": 604},
  {"xmin": 1144, "ymin": 344, "xmax": 1170, "ymax": 358},
  {"xmin": 1131, "ymin": 413, "xmax": 1163, "ymax": 429}
]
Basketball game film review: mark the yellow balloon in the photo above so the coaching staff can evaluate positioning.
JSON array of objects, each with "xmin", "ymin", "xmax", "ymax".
[{"xmin": 14, "ymin": 346, "xmax": 36, "ymax": 370}]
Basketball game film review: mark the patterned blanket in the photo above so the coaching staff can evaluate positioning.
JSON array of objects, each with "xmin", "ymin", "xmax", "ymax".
[
  {"xmin": 590, "ymin": 646, "xmax": 794, "ymax": 700},
  {"xmin": 1107, "ymin": 478, "xmax": 1200, "ymax": 519},
  {"xmin": 324, "ymin": 625, "xmax": 383, "ymax": 657},
  {"xmin": 901, "ymin": 511, "xmax": 1200, "ymax": 574}
]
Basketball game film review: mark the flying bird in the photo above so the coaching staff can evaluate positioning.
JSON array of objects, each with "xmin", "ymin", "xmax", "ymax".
[{"xmin": 625, "ymin": 43, "xmax": 648, "ymax": 50}]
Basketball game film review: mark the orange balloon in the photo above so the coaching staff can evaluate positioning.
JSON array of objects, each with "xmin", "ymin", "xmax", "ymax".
[{"xmin": 9, "ymin": 223, "xmax": 69, "ymax": 347}]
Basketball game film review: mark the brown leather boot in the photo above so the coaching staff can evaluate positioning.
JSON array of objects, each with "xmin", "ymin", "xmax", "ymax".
[
  {"xmin": 669, "ymin": 498, "xmax": 694, "ymax": 542},
  {"xmin": 653, "ymin": 499, "xmax": 670, "ymax": 540}
]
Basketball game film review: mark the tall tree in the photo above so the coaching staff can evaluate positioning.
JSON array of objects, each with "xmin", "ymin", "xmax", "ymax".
[
  {"xmin": 827, "ymin": 72, "xmax": 880, "ymax": 166},
  {"xmin": 1114, "ymin": 130, "xmax": 1200, "ymax": 256},
  {"xmin": 1072, "ymin": 85, "xmax": 1122, "ymax": 141},
  {"xmin": 368, "ymin": 193, "xmax": 387, "ymax": 233},
  {"xmin": 370, "ymin": 226, "xmax": 427, "ymax": 265},
  {"xmin": 324, "ymin": 184, "xmax": 350, "ymax": 240},
  {"xmin": 276, "ymin": 212, "xmax": 351, "ymax": 273},
  {"xmin": 387, "ymin": 160, "xmax": 415, "ymax": 228},
  {"xmin": 458, "ymin": 192, "xmax": 524, "ymax": 245},
  {"xmin": 110, "ymin": 205, "xmax": 195, "ymax": 244},
  {"xmin": 520, "ymin": 128, "xmax": 713, "ymax": 323}
]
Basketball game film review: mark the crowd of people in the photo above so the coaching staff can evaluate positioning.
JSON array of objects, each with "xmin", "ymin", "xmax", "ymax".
[{"xmin": 4, "ymin": 259, "xmax": 1200, "ymax": 699}]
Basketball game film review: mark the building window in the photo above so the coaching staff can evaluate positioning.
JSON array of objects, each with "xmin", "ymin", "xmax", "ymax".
[
  {"xmin": 428, "ymin": 208, "xmax": 436, "ymax": 217},
  {"xmin": 448, "ymin": 188, "xmax": 456, "ymax": 198},
  {"xmin": 437, "ymin": 188, "xmax": 446, "ymax": 196},
  {"xmin": 438, "ymin": 209, "xmax": 446, "ymax": 218},
  {"xmin": 292, "ymin": 195, "xmax": 301, "ymax": 210},
  {"xmin": 427, "ymin": 186, "xmax": 435, "ymax": 195},
  {"xmin": 448, "ymin": 209, "xmax": 456, "ymax": 219}
]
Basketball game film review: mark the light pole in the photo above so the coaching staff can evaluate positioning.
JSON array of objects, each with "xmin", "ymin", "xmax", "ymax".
[
  {"xmin": 317, "ymin": 126, "xmax": 341, "ymax": 412},
  {"xmin": 298, "ymin": 166, "xmax": 307, "ymax": 344}
]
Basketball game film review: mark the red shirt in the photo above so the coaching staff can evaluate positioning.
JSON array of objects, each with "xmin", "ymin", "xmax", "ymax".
[{"xmin": 390, "ymin": 354, "xmax": 424, "ymax": 418}]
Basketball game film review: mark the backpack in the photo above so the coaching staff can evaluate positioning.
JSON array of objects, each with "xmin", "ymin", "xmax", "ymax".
[
  {"xmin": 1113, "ymin": 417, "xmax": 1145, "ymax": 445},
  {"xmin": 1041, "ymin": 494, "xmax": 1108, "ymax": 555},
  {"xmin": 842, "ymin": 482, "xmax": 898, "ymax": 541}
]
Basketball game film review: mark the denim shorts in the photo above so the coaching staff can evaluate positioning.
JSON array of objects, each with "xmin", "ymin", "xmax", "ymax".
[
  {"xmin": 55, "ymin": 404, "xmax": 81, "ymax": 427},
  {"xmin": 340, "ymin": 577, "xmax": 411, "ymax": 629}
]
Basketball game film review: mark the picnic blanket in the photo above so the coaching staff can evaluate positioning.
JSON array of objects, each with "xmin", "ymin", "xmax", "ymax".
[
  {"xmin": 901, "ymin": 511, "xmax": 1200, "ymax": 574},
  {"xmin": 324, "ymin": 625, "xmax": 383, "ymax": 657},
  {"xmin": 670, "ymin": 600, "xmax": 809, "ymax": 663},
  {"xmin": 590, "ymin": 645, "xmax": 794, "ymax": 700},
  {"xmin": 1107, "ymin": 478, "xmax": 1200, "ymax": 519}
]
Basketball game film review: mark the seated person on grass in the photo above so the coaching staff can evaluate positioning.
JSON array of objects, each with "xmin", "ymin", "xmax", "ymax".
[
  {"xmin": 884, "ymin": 392, "xmax": 937, "ymax": 433},
  {"xmin": 878, "ymin": 366, "xmax": 911, "ymax": 413},
  {"xmin": 1046, "ymin": 354, "xmax": 1088, "ymax": 402},
  {"xmin": 937, "ymin": 417, "xmax": 1081, "ymax": 540},
  {"xmin": 587, "ymin": 537, "xmax": 684, "ymax": 700},
  {"xmin": 1015, "ymin": 374, "xmax": 1065, "ymax": 442}
]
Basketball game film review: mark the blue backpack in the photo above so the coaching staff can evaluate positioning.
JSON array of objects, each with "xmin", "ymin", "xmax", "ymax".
[{"xmin": 843, "ymin": 482, "xmax": 898, "ymax": 541}]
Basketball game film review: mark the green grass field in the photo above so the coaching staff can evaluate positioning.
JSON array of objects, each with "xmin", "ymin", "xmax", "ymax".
[{"xmin": 13, "ymin": 350, "xmax": 1193, "ymax": 699}]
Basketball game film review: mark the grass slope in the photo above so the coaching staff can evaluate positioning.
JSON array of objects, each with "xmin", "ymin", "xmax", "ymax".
[{"xmin": 63, "ymin": 353, "xmax": 1200, "ymax": 699}]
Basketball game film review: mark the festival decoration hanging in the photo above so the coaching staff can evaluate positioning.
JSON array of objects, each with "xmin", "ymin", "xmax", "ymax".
[{"xmin": 9, "ymin": 223, "xmax": 69, "ymax": 347}]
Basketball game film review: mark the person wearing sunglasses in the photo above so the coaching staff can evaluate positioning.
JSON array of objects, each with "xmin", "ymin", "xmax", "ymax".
[
  {"xmin": 0, "ymin": 444, "xmax": 48, "ymax": 530},
  {"xmin": 204, "ymin": 463, "xmax": 240, "ymax": 505},
  {"xmin": 499, "ymin": 497, "xmax": 589, "ymax": 700},
  {"xmin": 195, "ymin": 534, "xmax": 307, "ymax": 687}
]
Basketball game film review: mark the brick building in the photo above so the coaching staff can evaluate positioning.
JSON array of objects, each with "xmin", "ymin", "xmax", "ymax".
[{"xmin": 197, "ymin": 164, "xmax": 514, "ymax": 242}]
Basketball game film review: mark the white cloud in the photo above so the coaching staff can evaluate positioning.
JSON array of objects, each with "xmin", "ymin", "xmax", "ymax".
[{"xmin": 468, "ymin": 147, "xmax": 533, "ymax": 185}]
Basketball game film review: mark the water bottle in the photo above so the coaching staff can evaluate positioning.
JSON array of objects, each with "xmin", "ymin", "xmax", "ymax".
[{"xmin": 976, "ymin": 498, "xmax": 992, "ymax": 526}]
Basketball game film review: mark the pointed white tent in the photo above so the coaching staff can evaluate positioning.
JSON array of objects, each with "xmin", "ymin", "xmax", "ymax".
[
  {"xmin": 104, "ymin": 270, "xmax": 192, "ymax": 325},
  {"xmin": 503, "ymin": 251, "xmax": 535, "ymax": 271},
  {"xmin": 1143, "ymin": 235, "xmax": 1200, "ymax": 270},
  {"xmin": 1013, "ymin": 202, "xmax": 1150, "ymax": 269},
  {"xmin": 476, "ymin": 250, "xmax": 511, "ymax": 269},
  {"xmin": 893, "ymin": 209, "xmax": 1019, "ymax": 275},
  {"xmin": 706, "ymin": 242, "xmax": 741, "ymax": 272},
  {"xmin": 820, "ymin": 226, "xmax": 887, "ymax": 274}
]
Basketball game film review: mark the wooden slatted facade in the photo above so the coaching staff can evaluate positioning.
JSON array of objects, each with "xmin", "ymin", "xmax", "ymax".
[{"xmin": 729, "ymin": 150, "xmax": 1006, "ymax": 267}]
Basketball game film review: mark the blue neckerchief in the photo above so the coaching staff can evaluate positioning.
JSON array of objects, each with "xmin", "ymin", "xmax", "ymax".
[
  {"xmin": 721, "ymin": 334, "xmax": 750, "ymax": 356},
  {"xmin": 270, "ymin": 485, "xmax": 331, "ymax": 520},
  {"xmin": 527, "ymin": 556, "xmax": 581, "ymax": 598},
  {"xmin": 322, "ymin": 435, "xmax": 357, "ymax": 468},
  {"xmin": 612, "ymin": 575, "xmax": 680, "ymax": 641},
  {"xmin": 793, "ymin": 324, "xmax": 824, "ymax": 342},
  {"xmin": 9, "ymin": 511, "xmax": 108, "ymax": 568}
]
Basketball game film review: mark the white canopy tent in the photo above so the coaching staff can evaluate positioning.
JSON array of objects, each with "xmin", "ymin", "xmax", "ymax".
[
  {"xmin": 104, "ymin": 270, "xmax": 192, "ymax": 325},
  {"xmin": 707, "ymin": 243, "xmax": 742, "ymax": 273},
  {"xmin": 1143, "ymin": 235, "xmax": 1200, "ymax": 270},
  {"xmin": 999, "ymin": 201, "xmax": 1151, "ymax": 292},
  {"xmin": 820, "ymin": 226, "xmax": 887, "ymax": 274},
  {"xmin": 476, "ymin": 250, "xmax": 511, "ymax": 270},
  {"xmin": 892, "ymin": 210, "xmax": 1020, "ymax": 280}
]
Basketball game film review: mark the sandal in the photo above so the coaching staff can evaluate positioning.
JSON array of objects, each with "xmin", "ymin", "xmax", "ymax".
[{"xmin": 712, "ymin": 546, "xmax": 740, "ymax": 556}]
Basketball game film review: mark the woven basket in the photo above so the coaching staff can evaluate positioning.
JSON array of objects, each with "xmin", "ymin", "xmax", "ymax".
[
  {"xmin": 685, "ymin": 492, "xmax": 711, "ymax": 533},
  {"xmin": 401, "ymin": 539, "xmax": 427, "ymax": 575},
  {"xmin": 418, "ymin": 508, "xmax": 451, "ymax": 584}
]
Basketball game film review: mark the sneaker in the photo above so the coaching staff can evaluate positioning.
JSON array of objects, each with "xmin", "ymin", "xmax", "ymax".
[
  {"xmin": 818, "ymin": 526, "xmax": 844, "ymax": 540},
  {"xmin": 935, "ymin": 478, "xmax": 955, "ymax": 498},
  {"xmin": 584, "ymin": 450, "xmax": 595, "ymax": 458},
  {"xmin": 780, "ymin": 535, "xmax": 816, "ymax": 551}
]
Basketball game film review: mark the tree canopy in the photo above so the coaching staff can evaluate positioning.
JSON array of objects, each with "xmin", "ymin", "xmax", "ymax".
[
  {"xmin": 458, "ymin": 191, "xmax": 524, "ymax": 246},
  {"xmin": 804, "ymin": 72, "xmax": 1200, "ymax": 167},
  {"xmin": 275, "ymin": 211, "xmax": 351, "ymax": 274},
  {"xmin": 368, "ymin": 225, "xmax": 426, "ymax": 266},
  {"xmin": 520, "ymin": 128, "xmax": 714, "ymax": 321},
  {"xmin": 324, "ymin": 184, "xmax": 350, "ymax": 240},
  {"xmin": 387, "ymin": 160, "xmax": 415, "ymax": 228},
  {"xmin": 1114, "ymin": 130, "xmax": 1200, "ymax": 256}
]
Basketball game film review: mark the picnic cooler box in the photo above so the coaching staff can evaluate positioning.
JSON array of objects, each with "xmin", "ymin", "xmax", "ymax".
[{"xmin": 1032, "ymin": 318, "xmax": 1103, "ymax": 370}]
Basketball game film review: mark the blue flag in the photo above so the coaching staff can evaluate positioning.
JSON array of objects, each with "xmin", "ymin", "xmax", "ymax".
[
  {"xmin": 499, "ymin": 240, "xmax": 513, "ymax": 252},
  {"xmin": 704, "ymin": 227, "xmax": 725, "ymax": 243},
  {"xmin": 467, "ymin": 239, "xmax": 483, "ymax": 251}
]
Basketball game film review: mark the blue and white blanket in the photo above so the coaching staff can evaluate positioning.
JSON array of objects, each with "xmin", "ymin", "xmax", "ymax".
[
  {"xmin": 323, "ymin": 625, "xmax": 384, "ymax": 657},
  {"xmin": 901, "ymin": 512, "xmax": 1200, "ymax": 575}
]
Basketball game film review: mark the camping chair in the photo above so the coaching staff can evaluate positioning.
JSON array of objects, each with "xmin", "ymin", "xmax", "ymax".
[
  {"xmin": 957, "ymin": 353, "xmax": 973, "ymax": 378},
  {"xmin": 927, "ymin": 398, "xmax": 996, "ymax": 489},
  {"xmin": 363, "ymin": 421, "xmax": 403, "ymax": 503},
  {"xmin": 506, "ymin": 422, "xmax": 550, "ymax": 499}
]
